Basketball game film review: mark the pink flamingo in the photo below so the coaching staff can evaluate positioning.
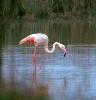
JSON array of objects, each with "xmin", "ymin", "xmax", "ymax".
[{"xmin": 19, "ymin": 33, "xmax": 67, "ymax": 69}]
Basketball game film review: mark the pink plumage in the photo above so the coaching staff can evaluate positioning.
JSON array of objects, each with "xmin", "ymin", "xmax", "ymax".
[{"xmin": 19, "ymin": 33, "xmax": 67, "ymax": 70}]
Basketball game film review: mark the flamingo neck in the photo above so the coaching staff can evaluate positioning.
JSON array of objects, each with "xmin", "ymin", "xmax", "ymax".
[{"xmin": 44, "ymin": 42, "xmax": 61, "ymax": 53}]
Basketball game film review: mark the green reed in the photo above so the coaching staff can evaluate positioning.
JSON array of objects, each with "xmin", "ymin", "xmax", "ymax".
[{"xmin": 0, "ymin": 0, "xmax": 96, "ymax": 18}]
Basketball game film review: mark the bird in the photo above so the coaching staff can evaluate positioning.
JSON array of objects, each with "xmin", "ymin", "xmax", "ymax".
[{"xmin": 19, "ymin": 33, "xmax": 67, "ymax": 69}]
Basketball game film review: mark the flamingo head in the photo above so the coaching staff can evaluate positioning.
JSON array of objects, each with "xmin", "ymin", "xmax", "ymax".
[
  {"xmin": 19, "ymin": 37, "xmax": 35, "ymax": 45},
  {"xmin": 59, "ymin": 44, "xmax": 67, "ymax": 57}
]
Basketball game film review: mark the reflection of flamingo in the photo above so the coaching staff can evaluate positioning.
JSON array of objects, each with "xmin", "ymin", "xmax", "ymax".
[
  {"xmin": 33, "ymin": 68, "xmax": 38, "ymax": 95},
  {"xmin": 19, "ymin": 33, "xmax": 67, "ymax": 69}
]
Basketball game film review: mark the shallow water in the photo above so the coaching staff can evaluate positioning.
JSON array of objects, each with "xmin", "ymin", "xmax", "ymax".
[{"xmin": 0, "ymin": 19, "xmax": 96, "ymax": 100}]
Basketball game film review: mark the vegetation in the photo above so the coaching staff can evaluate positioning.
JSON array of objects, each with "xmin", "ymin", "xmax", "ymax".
[
  {"xmin": 0, "ymin": 0, "xmax": 96, "ymax": 19},
  {"xmin": 0, "ymin": 90, "xmax": 49, "ymax": 100}
]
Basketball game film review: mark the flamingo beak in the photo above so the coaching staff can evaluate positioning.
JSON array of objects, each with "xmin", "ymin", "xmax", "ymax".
[
  {"xmin": 64, "ymin": 48, "xmax": 67, "ymax": 57},
  {"xmin": 61, "ymin": 48, "xmax": 67, "ymax": 57}
]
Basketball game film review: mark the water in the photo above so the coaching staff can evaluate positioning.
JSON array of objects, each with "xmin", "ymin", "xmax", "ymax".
[{"xmin": 0, "ymin": 19, "xmax": 96, "ymax": 100}]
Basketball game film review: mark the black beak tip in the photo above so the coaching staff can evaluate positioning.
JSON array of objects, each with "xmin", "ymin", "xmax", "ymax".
[{"xmin": 64, "ymin": 53, "xmax": 66, "ymax": 57}]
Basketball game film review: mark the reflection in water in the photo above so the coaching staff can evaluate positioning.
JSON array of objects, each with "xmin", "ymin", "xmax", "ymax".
[
  {"xmin": 0, "ymin": 19, "xmax": 96, "ymax": 100},
  {"xmin": 33, "ymin": 68, "xmax": 38, "ymax": 95}
]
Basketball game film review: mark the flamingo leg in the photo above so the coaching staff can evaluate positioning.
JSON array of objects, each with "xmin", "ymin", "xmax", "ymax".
[
  {"xmin": 32, "ymin": 46, "xmax": 41, "ymax": 70},
  {"xmin": 32, "ymin": 46, "xmax": 37, "ymax": 70}
]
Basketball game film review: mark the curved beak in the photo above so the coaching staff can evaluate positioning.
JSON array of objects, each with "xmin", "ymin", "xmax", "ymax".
[{"xmin": 62, "ymin": 48, "xmax": 67, "ymax": 57}]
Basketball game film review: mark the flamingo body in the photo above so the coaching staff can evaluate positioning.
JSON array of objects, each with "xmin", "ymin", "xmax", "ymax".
[
  {"xmin": 19, "ymin": 33, "xmax": 67, "ymax": 69},
  {"xmin": 20, "ymin": 33, "xmax": 48, "ymax": 46}
]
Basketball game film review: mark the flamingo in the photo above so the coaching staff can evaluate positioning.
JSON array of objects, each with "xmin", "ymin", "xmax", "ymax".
[{"xmin": 19, "ymin": 33, "xmax": 67, "ymax": 69}]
